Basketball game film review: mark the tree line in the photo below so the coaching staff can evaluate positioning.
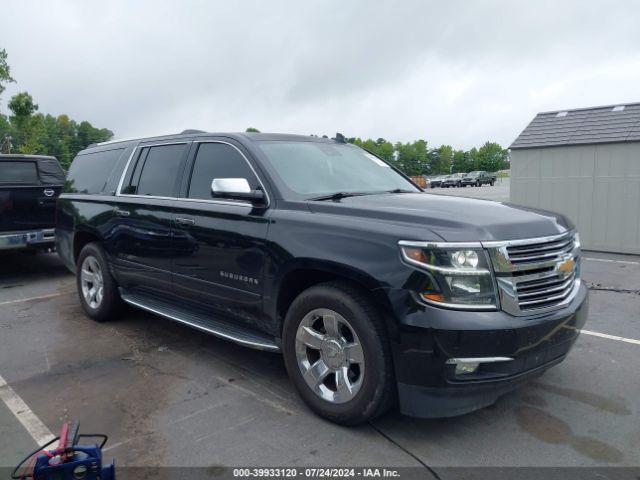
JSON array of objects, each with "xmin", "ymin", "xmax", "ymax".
[
  {"xmin": 0, "ymin": 48, "xmax": 113, "ymax": 170},
  {"xmin": 347, "ymin": 137, "xmax": 510, "ymax": 176}
]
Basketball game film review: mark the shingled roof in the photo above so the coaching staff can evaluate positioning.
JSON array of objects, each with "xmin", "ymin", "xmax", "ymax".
[{"xmin": 510, "ymin": 102, "xmax": 640, "ymax": 149}]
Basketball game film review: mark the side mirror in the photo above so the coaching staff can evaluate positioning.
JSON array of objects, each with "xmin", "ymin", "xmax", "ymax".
[{"xmin": 211, "ymin": 178, "xmax": 266, "ymax": 204}]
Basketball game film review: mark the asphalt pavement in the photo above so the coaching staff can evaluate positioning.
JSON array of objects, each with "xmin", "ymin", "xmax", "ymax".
[{"xmin": 1, "ymin": 194, "xmax": 639, "ymax": 475}]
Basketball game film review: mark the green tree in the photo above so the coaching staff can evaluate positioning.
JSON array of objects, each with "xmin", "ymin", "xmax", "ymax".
[
  {"xmin": 0, "ymin": 48, "xmax": 16, "ymax": 103},
  {"xmin": 245, "ymin": 127, "xmax": 260, "ymax": 133},
  {"xmin": 476, "ymin": 142, "xmax": 509, "ymax": 172},
  {"xmin": 348, "ymin": 137, "xmax": 396, "ymax": 166},
  {"xmin": 395, "ymin": 140, "xmax": 428, "ymax": 176},
  {"xmin": 8, "ymin": 91, "xmax": 37, "ymax": 118},
  {"xmin": 344, "ymin": 133, "xmax": 510, "ymax": 177},
  {"xmin": 436, "ymin": 145, "xmax": 454, "ymax": 173},
  {"xmin": 8, "ymin": 92, "xmax": 39, "ymax": 150},
  {"xmin": 451, "ymin": 149, "xmax": 472, "ymax": 173},
  {"xmin": 468, "ymin": 147, "xmax": 479, "ymax": 170},
  {"xmin": 4, "ymin": 92, "xmax": 112, "ymax": 166},
  {"xmin": 374, "ymin": 138, "xmax": 395, "ymax": 163}
]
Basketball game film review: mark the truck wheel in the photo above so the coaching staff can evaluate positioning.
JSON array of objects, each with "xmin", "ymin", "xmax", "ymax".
[
  {"xmin": 76, "ymin": 242, "xmax": 122, "ymax": 322},
  {"xmin": 282, "ymin": 281, "xmax": 395, "ymax": 425},
  {"xmin": 490, "ymin": 180, "xmax": 495, "ymax": 186},
  {"xmin": 475, "ymin": 180, "xmax": 480, "ymax": 187}
]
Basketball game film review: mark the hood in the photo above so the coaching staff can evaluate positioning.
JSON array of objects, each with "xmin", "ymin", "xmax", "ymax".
[{"xmin": 307, "ymin": 193, "xmax": 572, "ymax": 242}]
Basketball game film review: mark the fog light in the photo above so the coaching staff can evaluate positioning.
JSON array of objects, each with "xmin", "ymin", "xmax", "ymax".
[
  {"xmin": 454, "ymin": 361, "xmax": 479, "ymax": 375},
  {"xmin": 446, "ymin": 357, "xmax": 514, "ymax": 377}
]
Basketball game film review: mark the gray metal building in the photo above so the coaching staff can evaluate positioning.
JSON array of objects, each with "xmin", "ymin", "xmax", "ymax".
[{"xmin": 510, "ymin": 102, "xmax": 640, "ymax": 254}]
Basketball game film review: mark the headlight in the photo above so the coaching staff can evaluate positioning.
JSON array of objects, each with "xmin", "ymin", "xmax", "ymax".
[
  {"xmin": 451, "ymin": 250, "xmax": 479, "ymax": 268},
  {"xmin": 399, "ymin": 242, "xmax": 498, "ymax": 309}
]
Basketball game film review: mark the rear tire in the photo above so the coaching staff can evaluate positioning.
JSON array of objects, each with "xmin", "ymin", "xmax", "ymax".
[
  {"xmin": 282, "ymin": 281, "xmax": 395, "ymax": 425},
  {"xmin": 76, "ymin": 242, "xmax": 123, "ymax": 322},
  {"xmin": 490, "ymin": 180, "xmax": 495, "ymax": 186}
]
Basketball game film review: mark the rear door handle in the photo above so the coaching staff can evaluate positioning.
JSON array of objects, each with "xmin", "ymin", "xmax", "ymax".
[
  {"xmin": 175, "ymin": 217, "xmax": 195, "ymax": 226},
  {"xmin": 115, "ymin": 208, "xmax": 130, "ymax": 217}
]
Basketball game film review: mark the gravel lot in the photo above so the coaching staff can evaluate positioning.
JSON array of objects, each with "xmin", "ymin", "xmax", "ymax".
[{"xmin": 1, "ymin": 229, "xmax": 639, "ymax": 475}]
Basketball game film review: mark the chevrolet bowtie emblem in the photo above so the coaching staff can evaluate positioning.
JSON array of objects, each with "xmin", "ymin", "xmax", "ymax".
[{"xmin": 558, "ymin": 257, "xmax": 575, "ymax": 276}]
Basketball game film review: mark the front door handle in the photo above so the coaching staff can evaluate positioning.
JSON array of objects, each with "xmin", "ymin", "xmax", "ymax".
[
  {"xmin": 175, "ymin": 217, "xmax": 195, "ymax": 226},
  {"xmin": 115, "ymin": 208, "xmax": 130, "ymax": 217}
]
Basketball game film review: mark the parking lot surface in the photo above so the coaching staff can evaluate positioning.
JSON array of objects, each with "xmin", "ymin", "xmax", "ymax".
[
  {"xmin": 427, "ymin": 177, "xmax": 511, "ymax": 202},
  {"xmin": 1, "ymin": 240, "xmax": 639, "ymax": 474}
]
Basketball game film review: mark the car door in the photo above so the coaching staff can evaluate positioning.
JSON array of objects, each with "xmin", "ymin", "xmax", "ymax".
[
  {"xmin": 109, "ymin": 142, "xmax": 190, "ymax": 295},
  {"xmin": 171, "ymin": 139, "xmax": 270, "ymax": 328}
]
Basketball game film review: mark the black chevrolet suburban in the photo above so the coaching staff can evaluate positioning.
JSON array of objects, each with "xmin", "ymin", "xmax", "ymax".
[
  {"xmin": 56, "ymin": 132, "xmax": 587, "ymax": 425},
  {"xmin": 1, "ymin": 154, "xmax": 64, "ymax": 252}
]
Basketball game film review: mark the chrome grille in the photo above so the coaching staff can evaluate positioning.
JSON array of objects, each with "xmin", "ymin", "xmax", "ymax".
[
  {"xmin": 484, "ymin": 231, "xmax": 581, "ymax": 316},
  {"xmin": 506, "ymin": 236, "xmax": 574, "ymax": 265},
  {"xmin": 517, "ymin": 271, "xmax": 576, "ymax": 310}
]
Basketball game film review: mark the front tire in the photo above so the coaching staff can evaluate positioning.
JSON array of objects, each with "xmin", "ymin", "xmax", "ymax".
[
  {"xmin": 282, "ymin": 282, "xmax": 395, "ymax": 425},
  {"xmin": 76, "ymin": 242, "xmax": 123, "ymax": 322}
]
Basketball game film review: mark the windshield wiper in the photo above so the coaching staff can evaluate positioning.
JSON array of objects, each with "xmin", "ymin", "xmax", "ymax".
[
  {"xmin": 385, "ymin": 188, "xmax": 416, "ymax": 193},
  {"xmin": 307, "ymin": 191, "xmax": 371, "ymax": 201}
]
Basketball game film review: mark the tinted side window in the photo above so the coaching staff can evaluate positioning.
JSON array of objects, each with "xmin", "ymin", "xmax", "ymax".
[
  {"xmin": 187, "ymin": 143, "xmax": 259, "ymax": 200},
  {"xmin": 66, "ymin": 149, "xmax": 124, "ymax": 194},
  {"xmin": 125, "ymin": 144, "xmax": 186, "ymax": 197},
  {"xmin": 0, "ymin": 161, "xmax": 38, "ymax": 184}
]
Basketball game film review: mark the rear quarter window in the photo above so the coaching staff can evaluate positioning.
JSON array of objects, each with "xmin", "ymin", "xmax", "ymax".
[
  {"xmin": 121, "ymin": 144, "xmax": 187, "ymax": 197},
  {"xmin": 0, "ymin": 161, "xmax": 38, "ymax": 184},
  {"xmin": 66, "ymin": 148, "xmax": 125, "ymax": 194}
]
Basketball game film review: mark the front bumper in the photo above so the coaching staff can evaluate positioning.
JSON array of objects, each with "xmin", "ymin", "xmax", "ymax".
[
  {"xmin": 0, "ymin": 229, "xmax": 56, "ymax": 251},
  {"xmin": 390, "ymin": 282, "xmax": 588, "ymax": 418}
]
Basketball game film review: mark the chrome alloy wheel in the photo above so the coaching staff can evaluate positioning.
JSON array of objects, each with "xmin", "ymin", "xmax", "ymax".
[
  {"xmin": 295, "ymin": 308, "xmax": 365, "ymax": 404},
  {"xmin": 80, "ymin": 255, "xmax": 104, "ymax": 309}
]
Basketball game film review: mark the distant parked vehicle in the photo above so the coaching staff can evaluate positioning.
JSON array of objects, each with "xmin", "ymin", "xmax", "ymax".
[
  {"xmin": 441, "ymin": 173, "xmax": 464, "ymax": 188},
  {"xmin": 0, "ymin": 154, "xmax": 64, "ymax": 252},
  {"xmin": 461, "ymin": 170, "xmax": 496, "ymax": 187},
  {"xmin": 429, "ymin": 176, "xmax": 446, "ymax": 188}
]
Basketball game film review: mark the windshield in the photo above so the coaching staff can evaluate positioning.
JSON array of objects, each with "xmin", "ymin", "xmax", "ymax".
[{"xmin": 257, "ymin": 141, "xmax": 419, "ymax": 199}]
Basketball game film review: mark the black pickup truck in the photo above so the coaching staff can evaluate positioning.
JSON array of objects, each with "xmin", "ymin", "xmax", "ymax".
[
  {"xmin": 56, "ymin": 132, "xmax": 587, "ymax": 425},
  {"xmin": 0, "ymin": 154, "xmax": 64, "ymax": 252},
  {"xmin": 461, "ymin": 170, "xmax": 496, "ymax": 187}
]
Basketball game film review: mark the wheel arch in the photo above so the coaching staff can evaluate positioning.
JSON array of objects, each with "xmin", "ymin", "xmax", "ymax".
[
  {"xmin": 72, "ymin": 228, "xmax": 104, "ymax": 266},
  {"xmin": 271, "ymin": 259, "xmax": 399, "ymax": 340}
]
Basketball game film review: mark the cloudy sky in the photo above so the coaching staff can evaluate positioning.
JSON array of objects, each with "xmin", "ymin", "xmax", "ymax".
[{"xmin": 1, "ymin": 0, "xmax": 639, "ymax": 149}]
